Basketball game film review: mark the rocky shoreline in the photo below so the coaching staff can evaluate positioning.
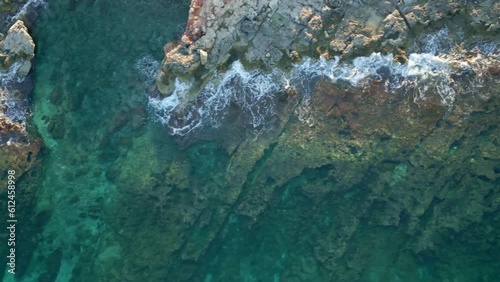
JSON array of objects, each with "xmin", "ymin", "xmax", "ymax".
[
  {"xmin": 0, "ymin": 2, "xmax": 43, "ymax": 277},
  {"xmin": 150, "ymin": 0, "xmax": 500, "ymax": 148},
  {"xmin": 0, "ymin": 0, "xmax": 44, "ymax": 178},
  {"xmin": 156, "ymin": 0, "xmax": 500, "ymax": 97},
  {"xmin": 109, "ymin": 0, "xmax": 500, "ymax": 280}
]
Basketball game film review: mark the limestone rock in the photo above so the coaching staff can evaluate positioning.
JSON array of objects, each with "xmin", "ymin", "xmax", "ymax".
[
  {"xmin": 163, "ymin": 44, "xmax": 200, "ymax": 76},
  {"xmin": 307, "ymin": 15, "xmax": 323, "ymax": 31},
  {"xmin": 16, "ymin": 59, "xmax": 31, "ymax": 76},
  {"xmin": 469, "ymin": 2, "xmax": 500, "ymax": 30},
  {"xmin": 198, "ymin": 49, "xmax": 207, "ymax": 65},
  {"xmin": 404, "ymin": 6, "xmax": 429, "ymax": 26},
  {"xmin": 1, "ymin": 20, "xmax": 35, "ymax": 59},
  {"xmin": 380, "ymin": 12, "xmax": 407, "ymax": 48}
]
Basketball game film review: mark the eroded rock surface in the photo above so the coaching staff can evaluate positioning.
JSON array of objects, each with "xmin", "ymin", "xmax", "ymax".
[
  {"xmin": 130, "ymin": 0, "xmax": 500, "ymax": 281},
  {"xmin": 156, "ymin": 0, "xmax": 500, "ymax": 96},
  {"xmin": 0, "ymin": 3, "xmax": 42, "ymax": 277},
  {"xmin": 0, "ymin": 7, "xmax": 38, "ymax": 149},
  {"xmin": 1, "ymin": 20, "xmax": 35, "ymax": 59}
]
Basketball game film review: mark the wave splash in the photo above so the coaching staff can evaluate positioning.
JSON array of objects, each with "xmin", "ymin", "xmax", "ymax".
[
  {"xmin": 1, "ymin": 61, "xmax": 28, "ymax": 122},
  {"xmin": 9, "ymin": 0, "xmax": 48, "ymax": 22},
  {"xmin": 150, "ymin": 39, "xmax": 498, "ymax": 136},
  {"xmin": 135, "ymin": 54, "xmax": 160, "ymax": 85},
  {"xmin": 149, "ymin": 61, "xmax": 283, "ymax": 136}
]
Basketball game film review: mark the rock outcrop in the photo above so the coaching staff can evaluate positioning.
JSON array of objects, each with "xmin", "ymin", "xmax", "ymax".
[
  {"xmin": 1, "ymin": 20, "xmax": 35, "ymax": 59},
  {"xmin": 0, "ymin": 19, "xmax": 37, "ymax": 150},
  {"xmin": 0, "ymin": 3, "xmax": 40, "ymax": 180},
  {"xmin": 1, "ymin": 20, "xmax": 34, "ymax": 71},
  {"xmin": 131, "ymin": 0, "xmax": 500, "ymax": 281},
  {"xmin": 0, "ymin": 4, "xmax": 42, "ymax": 278},
  {"xmin": 156, "ymin": 0, "xmax": 500, "ymax": 96}
]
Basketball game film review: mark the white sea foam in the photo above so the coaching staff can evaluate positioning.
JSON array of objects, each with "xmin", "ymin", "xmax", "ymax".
[
  {"xmin": 149, "ymin": 79, "xmax": 195, "ymax": 135},
  {"xmin": 135, "ymin": 54, "xmax": 160, "ymax": 85},
  {"xmin": 1, "ymin": 61, "xmax": 28, "ymax": 122},
  {"xmin": 0, "ymin": 61, "xmax": 25, "ymax": 85},
  {"xmin": 286, "ymin": 52, "xmax": 457, "ymax": 106},
  {"xmin": 421, "ymin": 27, "xmax": 451, "ymax": 55},
  {"xmin": 10, "ymin": 0, "xmax": 47, "ymax": 22},
  {"xmin": 199, "ymin": 61, "xmax": 282, "ymax": 129},
  {"xmin": 150, "ymin": 39, "xmax": 499, "ymax": 136},
  {"xmin": 473, "ymin": 41, "xmax": 499, "ymax": 57},
  {"xmin": 149, "ymin": 79, "xmax": 188, "ymax": 124},
  {"xmin": 150, "ymin": 61, "xmax": 283, "ymax": 135}
]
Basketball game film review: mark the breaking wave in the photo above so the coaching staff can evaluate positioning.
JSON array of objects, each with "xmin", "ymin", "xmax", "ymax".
[
  {"xmin": 0, "ymin": 61, "xmax": 28, "ymax": 123},
  {"xmin": 150, "ymin": 36, "xmax": 499, "ymax": 136},
  {"xmin": 149, "ymin": 61, "xmax": 283, "ymax": 136},
  {"xmin": 0, "ymin": 61, "xmax": 25, "ymax": 85},
  {"xmin": 9, "ymin": 0, "xmax": 48, "ymax": 22},
  {"xmin": 135, "ymin": 54, "xmax": 160, "ymax": 85}
]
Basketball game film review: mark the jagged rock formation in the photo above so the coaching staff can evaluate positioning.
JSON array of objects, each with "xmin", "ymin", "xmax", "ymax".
[
  {"xmin": 0, "ymin": 19, "xmax": 38, "ymax": 165},
  {"xmin": 0, "ymin": 1, "xmax": 39, "ymax": 154},
  {"xmin": 118, "ymin": 0, "xmax": 500, "ymax": 281},
  {"xmin": 156, "ymin": 0, "xmax": 500, "ymax": 96},
  {"xmin": 1, "ymin": 20, "xmax": 34, "ymax": 72},
  {"xmin": 2, "ymin": 20, "xmax": 35, "ymax": 58},
  {"xmin": 0, "ymin": 3, "xmax": 41, "ymax": 278}
]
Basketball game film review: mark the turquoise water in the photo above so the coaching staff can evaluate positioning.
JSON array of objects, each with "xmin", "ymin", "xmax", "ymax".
[
  {"xmin": 20, "ymin": 0, "xmax": 190, "ymax": 280},
  {"xmin": 6, "ymin": 0, "xmax": 500, "ymax": 281}
]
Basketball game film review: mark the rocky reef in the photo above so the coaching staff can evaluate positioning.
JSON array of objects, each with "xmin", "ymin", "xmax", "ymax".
[
  {"xmin": 0, "ymin": 0, "xmax": 41, "ymax": 159},
  {"xmin": 156, "ymin": 0, "xmax": 500, "ymax": 95},
  {"xmin": 118, "ymin": 0, "xmax": 500, "ymax": 281}
]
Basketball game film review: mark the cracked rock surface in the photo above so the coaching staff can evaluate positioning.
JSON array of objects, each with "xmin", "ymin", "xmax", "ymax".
[{"xmin": 157, "ymin": 0, "xmax": 500, "ymax": 95}]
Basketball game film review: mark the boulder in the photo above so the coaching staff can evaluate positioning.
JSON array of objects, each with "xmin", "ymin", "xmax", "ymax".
[
  {"xmin": 16, "ymin": 59, "xmax": 31, "ymax": 76},
  {"xmin": 1, "ymin": 20, "xmax": 35, "ymax": 59}
]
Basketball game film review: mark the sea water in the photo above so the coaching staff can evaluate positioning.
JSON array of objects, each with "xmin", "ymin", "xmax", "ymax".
[
  {"xmin": 10, "ymin": 0, "xmax": 189, "ymax": 280},
  {"xmin": 5, "ymin": 1, "xmax": 500, "ymax": 281}
]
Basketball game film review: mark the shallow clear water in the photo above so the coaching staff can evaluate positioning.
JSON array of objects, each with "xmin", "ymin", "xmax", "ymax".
[
  {"xmin": 5, "ymin": 0, "xmax": 500, "ymax": 281},
  {"xmin": 17, "ymin": 0, "xmax": 189, "ymax": 280}
]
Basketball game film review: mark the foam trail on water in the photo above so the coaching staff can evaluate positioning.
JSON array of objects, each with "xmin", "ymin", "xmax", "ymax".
[
  {"xmin": 287, "ymin": 52, "xmax": 457, "ymax": 106},
  {"xmin": 149, "ymin": 79, "xmax": 194, "ymax": 135},
  {"xmin": 149, "ymin": 79, "xmax": 188, "ymax": 123},
  {"xmin": 199, "ymin": 61, "xmax": 282, "ymax": 129},
  {"xmin": 421, "ymin": 27, "xmax": 451, "ymax": 55},
  {"xmin": 150, "ymin": 61, "xmax": 283, "ymax": 135}
]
